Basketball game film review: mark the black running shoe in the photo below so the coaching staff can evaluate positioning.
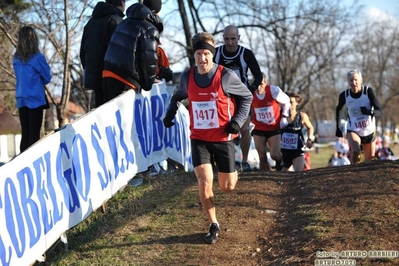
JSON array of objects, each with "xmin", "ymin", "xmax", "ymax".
[
  {"xmin": 241, "ymin": 161, "xmax": 253, "ymax": 172},
  {"xmin": 204, "ymin": 223, "xmax": 220, "ymax": 244},
  {"xmin": 235, "ymin": 161, "xmax": 243, "ymax": 172}
]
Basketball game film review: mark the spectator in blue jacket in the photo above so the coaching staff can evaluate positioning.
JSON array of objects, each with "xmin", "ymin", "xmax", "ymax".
[{"xmin": 13, "ymin": 26, "xmax": 52, "ymax": 153}]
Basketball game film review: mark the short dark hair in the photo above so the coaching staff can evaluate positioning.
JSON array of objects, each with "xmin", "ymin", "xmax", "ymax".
[
  {"xmin": 191, "ymin": 32, "xmax": 215, "ymax": 47},
  {"xmin": 106, "ymin": 0, "xmax": 125, "ymax": 6},
  {"xmin": 286, "ymin": 91, "xmax": 303, "ymax": 105},
  {"xmin": 143, "ymin": 0, "xmax": 162, "ymax": 13}
]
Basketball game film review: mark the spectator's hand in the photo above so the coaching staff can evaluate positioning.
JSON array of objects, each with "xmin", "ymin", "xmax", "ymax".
[
  {"xmin": 163, "ymin": 114, "xmax": 175, "ymax": 128},
  {"xmin": 280, "ymin": 117, "xmax": 288, "ymax": 129},
  {"xmin": 142, "ymin": 86, "xmax": 152, "ymax": 91},
  {"xmin": 335, "ymin": 128, "xmax": 343, "ymax": 138},
  {"xmin": 360, "ymin": 106, "xmax": 370, "ymax": 115},
  {"xmin": 225, "ymin": 121, "xmax": 240, "ymax": 134}
]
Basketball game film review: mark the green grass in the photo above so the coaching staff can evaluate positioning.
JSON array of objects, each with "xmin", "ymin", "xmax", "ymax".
[{"xmin": 308, "ymin": 146, "xmax": 335, "ymax": 169}]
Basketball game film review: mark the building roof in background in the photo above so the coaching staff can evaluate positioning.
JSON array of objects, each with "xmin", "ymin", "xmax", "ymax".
[{"xmin": 0, "ymin": 111, "xmax": 21, "ymax": 134}]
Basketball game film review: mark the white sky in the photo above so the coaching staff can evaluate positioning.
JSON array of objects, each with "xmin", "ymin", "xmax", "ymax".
[
  {"xmin": 360, "ymin": 0, "xmax": 399, "ymax": 16},
  {"xmin": 125, "ymin": 0, "xmax": 399, "ymax": 17}
]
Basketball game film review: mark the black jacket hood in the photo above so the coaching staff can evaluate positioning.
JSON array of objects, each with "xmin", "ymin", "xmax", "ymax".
[
  {"xmin": 126, "ymin": 3, "xmax": 163, "ymax": 33},
  {"xmin": 92, "ymin": 2, "xmax": 125, "ymax": 19}
]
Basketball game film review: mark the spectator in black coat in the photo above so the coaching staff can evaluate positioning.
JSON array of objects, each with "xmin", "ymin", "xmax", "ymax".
[
  {"xmin": 80, "ymin": 0, "xmax": 125, "ymax": 108},
  {"xmin": 102, "ymin": 0, "xmax": 163, "ymax": 101}
]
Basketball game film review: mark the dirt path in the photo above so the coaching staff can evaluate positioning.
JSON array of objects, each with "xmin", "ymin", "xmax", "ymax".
[{"xmin": 44, "ymin": 160, "xmax": 399, "ymax": 266}]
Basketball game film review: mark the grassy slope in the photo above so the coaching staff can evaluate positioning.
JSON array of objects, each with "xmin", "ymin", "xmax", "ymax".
[{"xmin": 38, "ymin": 145, "xmax": 399, "ymax": 266}]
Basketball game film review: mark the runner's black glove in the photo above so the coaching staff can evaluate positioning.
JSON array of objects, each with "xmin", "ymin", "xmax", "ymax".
[
  {"xmin": 163, "ymin": 113, "xmax": 175, "ymax": 128},
  {"xmin": 248, "ymin": 85, "xmax": 256, "ymax": 93},
  {"xmin": 360, "ymin": 106, "xmax": 371, "ymax": 115},
  {"xmin": 335, "ymin": 128, "xmax": 343, "ymax": 138},
  {"xmin": 225, "ymin": 121, "xmax": 240, "ymax": 134}
]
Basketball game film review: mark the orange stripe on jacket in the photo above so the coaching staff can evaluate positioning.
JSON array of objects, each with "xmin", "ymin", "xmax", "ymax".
[{"xmin": 102, "ymin": 70, "xmax": 136, "ymax": 89}]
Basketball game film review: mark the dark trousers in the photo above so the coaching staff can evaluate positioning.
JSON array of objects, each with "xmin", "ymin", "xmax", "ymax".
[
  {"xmin": 85, "ymin": 88, "xmax": 105, "ymax": 109},
  {"xmin": 18, "ymin": 106, "xmax": 44, "ymax": 153},
  {"xmin": 103, "ymin": 78, "xmax": 132, "ymax": 102}
]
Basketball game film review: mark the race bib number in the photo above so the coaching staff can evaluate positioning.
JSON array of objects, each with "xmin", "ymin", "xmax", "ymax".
[
  {"xmin": 353, "ymin": 116, "xmax": 374, "ymax": 136},
  {"xmin": 191, "ymin": 101, "xmax": 219, "ymax": 129},
  {"xmin": 281, "ymin": 133, "xmax": 298, "ymax": 149},
  {"xmin": 254, "ymin": 106, "xmax": 276, "ymax": 124},
  {"xmin": 353, "ymin": 117, "xmax": 370, "ymax": 130}
]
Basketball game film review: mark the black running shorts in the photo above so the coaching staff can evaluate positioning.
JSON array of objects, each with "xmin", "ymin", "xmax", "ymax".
[
  {"xmin": 251, "ymin": 129, "xmax": 281, "ymax": 138},
  {"xmin": 191, "ymin": 139, "xmax": 236, "ymax": 173},
  {"xmin": 347, "ymin": 131, "xmax": 376, "ymax": 144}
]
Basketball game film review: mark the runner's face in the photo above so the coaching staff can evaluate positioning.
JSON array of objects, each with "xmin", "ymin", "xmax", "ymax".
[
  {"xmin": 223, "ymin": 29, "xmax": 240, "ymax": 53},
  {"xmin": 348, "ymin": 73, "xmax": 362, "ymax": 91},
  {"xmin": 195, "ymin": 48, "xmax": 214, "ymax": 74},
  {"xmin": 289, "ymin": 97, "xmax": 298, "ymax": 111},
  {"xmin": 257, "ymin": 78, "xmax": 266, "ymax": 94}
]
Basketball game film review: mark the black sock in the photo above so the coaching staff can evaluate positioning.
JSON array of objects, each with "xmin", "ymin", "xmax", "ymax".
[{"xmin": 276, "ymin": 160, "xmax": 283, "ymax": 171}]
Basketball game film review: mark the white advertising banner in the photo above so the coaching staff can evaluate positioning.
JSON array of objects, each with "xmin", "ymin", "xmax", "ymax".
[{"xmin": 0, "ymin": 82, "xmax": 192, "ymax": 266}]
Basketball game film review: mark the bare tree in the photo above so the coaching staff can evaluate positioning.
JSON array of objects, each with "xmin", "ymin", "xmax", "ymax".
[
  {"xmin": 0, "ymin": 0, "xmax": 91, "ymax": 128},
  {"xmin": 0, "ymin": 8, "xmax": 23, "ymax": 114},
  {"xmin": 163, "ymin": 0, "xmax": 361, "ymax": 123},
  {"xmin": 349, "ymin": 17, "xmax": 399, "ymax": 131},
  {"xmin": 2, "ymin": 0, "xmax": 398, "ymax": 131},
  {"xmin": 28, "ymin": 0, "xmax": 90, "ymax": 127}
]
